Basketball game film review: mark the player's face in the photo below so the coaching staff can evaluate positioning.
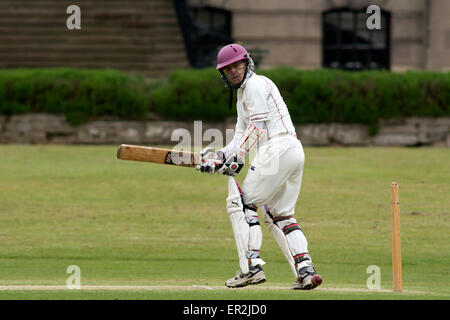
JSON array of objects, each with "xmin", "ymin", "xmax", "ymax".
[{"xmin": 223, "ymin": 60, "xmax": 246, "ymax": 85}]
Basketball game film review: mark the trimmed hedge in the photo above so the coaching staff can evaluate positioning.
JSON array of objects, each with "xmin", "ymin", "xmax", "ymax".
[
  {"xmin": 149, "ymin": 68, "xmax": 233, "ymax": 121},
  {"xmin": 150, "ymin": 67, "xmax": 450, "ymax": 133},
  {"xmin": 265, "ymin": 68, "xmax": 450, "ymax": 122},
  {"xmin": 0, "ymin": 67, "xmax": 449, "ymax": 132},
  {"xmin": 0, "ymin": 68, "xmax": 150, "ymax": 125}
]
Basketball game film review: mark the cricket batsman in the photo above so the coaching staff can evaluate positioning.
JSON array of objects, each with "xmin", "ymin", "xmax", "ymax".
[{"xmin": 196, "ymin": 44, "xmax": 322, "ymax": 290}]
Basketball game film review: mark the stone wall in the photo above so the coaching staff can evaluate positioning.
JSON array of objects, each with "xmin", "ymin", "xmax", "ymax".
[{"xmin": 0, "ymin": 114, "xmax": 449, "ymax": 147}]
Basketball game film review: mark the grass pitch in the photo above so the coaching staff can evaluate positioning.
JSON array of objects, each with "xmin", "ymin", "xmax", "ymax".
[{"xmin": 0, "ymin": 145, "xmax": 448, "ymax": 300}]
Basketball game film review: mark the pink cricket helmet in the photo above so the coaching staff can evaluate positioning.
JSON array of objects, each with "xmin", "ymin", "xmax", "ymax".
[{"xmin": 216, "ymin": 44, "xmax": 249, "ymax": 70}]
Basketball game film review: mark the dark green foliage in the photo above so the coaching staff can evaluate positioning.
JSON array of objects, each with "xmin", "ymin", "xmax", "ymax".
[
  {"xmin": 1, "ymin": 67, "xmax": 449, "ymax": 131},
  {"xmin": 151, "ymin": 67, "xmax": 450, "ymax": 133},
  {"xmin": 0, "ymin": 68, "xmax": 150, "ymax": 125},
  {"xmin": 149, "ymin": 68, "xmax": 235, "ymax": 121}
]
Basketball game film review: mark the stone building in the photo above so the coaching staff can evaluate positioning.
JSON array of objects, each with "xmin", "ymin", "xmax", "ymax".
[
  {"xmin": 0, "ymin": 0, "xmax": 448, "ymax": 77},
  {"xmin": 0, "ymin": 0, "xmax": 190, "ymax": 78},
  {"xmin": 189, "ymin": 0, "xmax": 450, "ymax": 72}
]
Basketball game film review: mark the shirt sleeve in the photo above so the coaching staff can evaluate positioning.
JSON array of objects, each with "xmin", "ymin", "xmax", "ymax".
[
  {"xmin": 244, "ymin": 78, "xmax": 271, "ymax": 123},
  {"xmin": 220, "ymin": 114, "xmax": 246, "ymax": 158}
]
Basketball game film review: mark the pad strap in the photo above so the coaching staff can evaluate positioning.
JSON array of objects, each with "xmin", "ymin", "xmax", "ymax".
[
  {"xmin": 243, "ymin": 203, "xmax": 257, "ymax": 212},
  {"xmin": 282, "ymin": 223, "xmax": 302, "ymax": 235},
  {"xmin": 293, "ymin": 253, "xmax": 311, "ymax": 265}
]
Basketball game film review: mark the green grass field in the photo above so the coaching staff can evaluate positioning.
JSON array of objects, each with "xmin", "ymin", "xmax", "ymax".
[{"xmin": 0, "ymin": 145, "xmax": 448, "ymax": 300}]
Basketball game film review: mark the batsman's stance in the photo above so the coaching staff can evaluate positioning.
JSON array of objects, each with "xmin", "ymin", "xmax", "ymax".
[{"xmin": 197, "ymin": 44, "xmax": 322, "ymax": 290}]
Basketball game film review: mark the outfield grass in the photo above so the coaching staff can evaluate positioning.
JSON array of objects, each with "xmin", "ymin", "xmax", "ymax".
[{"xmin": 0, "ymin": 145, "xmax": 448, "ymax": 300}]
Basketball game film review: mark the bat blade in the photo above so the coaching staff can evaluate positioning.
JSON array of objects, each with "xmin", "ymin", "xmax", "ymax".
[{"xmin": 117, "ymin": 144, "xmax": 199, "ymax": 168}]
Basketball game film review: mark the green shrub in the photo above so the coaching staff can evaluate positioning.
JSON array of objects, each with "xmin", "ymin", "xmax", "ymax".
[
  {"xmin": 150, "ymin": 68, "xmax": 234, "ymax": 121},
  {"xmin": 150, "ymin": 67, "xmax": 450, "ymax": 132},
  {"xmin": 1, "ymin": 67, "xmax": 448, "ymax": 131},
  {"xmin": 0, "ymin": 68, "xmax": 150, "ymax": 125}
]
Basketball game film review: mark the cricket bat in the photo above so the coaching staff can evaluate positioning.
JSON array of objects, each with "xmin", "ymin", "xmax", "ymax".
[{"xmin": 116, "ymin": 144, "xmax": 199, "ymax": 168}]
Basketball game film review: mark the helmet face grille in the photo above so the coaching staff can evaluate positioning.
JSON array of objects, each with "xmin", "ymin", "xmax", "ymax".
[
  {"xmin": 216, "ymin": 44, "xmax": 255, "ymax": 110},
  {"xmin": 240, "ymin": 55, "xmax": 255, "ymax": 88},
  {"xmin": 219, "ymin": 54, "xmax": 255, "ymax": 110},
  {"xmin": 219, "ymin": 55, "xmax": 254, "ymax": 91}
]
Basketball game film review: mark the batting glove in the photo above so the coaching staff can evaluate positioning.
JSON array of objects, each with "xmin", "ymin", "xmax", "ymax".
[
  {"xmin": 196, "ymin": 148, "xmax": 225, "ymax": 174},
  {"xmin": 216, "ymin": 154, "xmax": 244, "ymax": 176}
]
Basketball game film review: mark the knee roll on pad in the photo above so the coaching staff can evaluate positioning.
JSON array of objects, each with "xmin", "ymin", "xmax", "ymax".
[
  {"xmin": 244, "ymin": 208, "xmax": 264, "ymax": 267},
  {"xmin": 244, "ymin": 207, "xmax": 260, "ymax": 226}
]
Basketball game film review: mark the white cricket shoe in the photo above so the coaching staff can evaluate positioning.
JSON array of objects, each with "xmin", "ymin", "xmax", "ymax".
[
  {"xmin": 225, "ymin": 266, "xmax": 266, "ymax": 288},
  {"xmin": 291, "ymin": 266, "xmax": 322, "ymax": 290}
]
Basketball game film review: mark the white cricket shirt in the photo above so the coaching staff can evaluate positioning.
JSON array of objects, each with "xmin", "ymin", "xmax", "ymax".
[{"xmin": 222, "ymin": 73, "xmax": 297, "ymax": 157}]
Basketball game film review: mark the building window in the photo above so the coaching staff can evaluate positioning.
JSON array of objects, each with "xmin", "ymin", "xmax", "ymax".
[
  {"xmin": 322, "ymin": 8, "xmax": 391, "ymax": 70},
  {"xmin": 189, "ymin": 6, "xmax": 233, "ymax": 68},
  {"xmin": 191, "ymin": 6, "xmax": 232, "ymax": 37}
]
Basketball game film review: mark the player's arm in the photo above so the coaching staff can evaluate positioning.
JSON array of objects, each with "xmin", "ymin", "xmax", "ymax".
[
  {"xmin": 196, "ymin": 121, "xmax": 265, "ymax": 176},
  {"xmin": 223, "ymin": 79, "xmax": 269, "ymax": 161},
  {"xmin": 235, "ymin": 122, "xmax": 265, "ymax": 159},
  {"xmin": 232, "ymin": 79, "xmax": 270, "ymax": 160},
  {"xmin": 197, "ymin": 80, "xmax": 269, "ymax": 176},
  {"xmin": 221, "ymin": 114, "xmax": 246, "ymax": 158},
  {"xmin": 209, "ymin": 120, "xmax": 264, "ymax": 176}
]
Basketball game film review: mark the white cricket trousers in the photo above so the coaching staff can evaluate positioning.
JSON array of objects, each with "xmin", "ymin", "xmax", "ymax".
[{"xmin": 242, "ymin": 134, "xmax": 304, "ymax": 217}]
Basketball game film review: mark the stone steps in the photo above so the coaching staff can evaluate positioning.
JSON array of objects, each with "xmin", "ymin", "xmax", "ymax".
[{"xmin": 0, "ymin": 0, "xmax": 189, "ymax": 78}]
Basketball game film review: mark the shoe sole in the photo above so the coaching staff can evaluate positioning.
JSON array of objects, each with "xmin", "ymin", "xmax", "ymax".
[
  {"xmin": 225, "ymin": 276, "xmax": 266, "ymax": 288},
  {"xmin": 249, "ymin": 277, "xmax": 266, "ymax": 286}
]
